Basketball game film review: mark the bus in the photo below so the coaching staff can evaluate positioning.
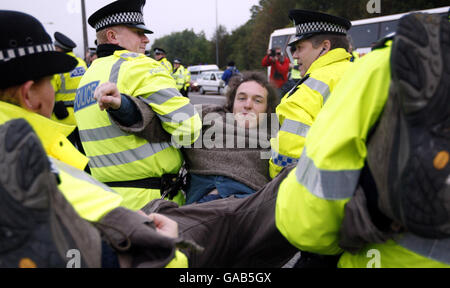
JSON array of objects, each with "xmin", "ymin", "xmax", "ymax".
[{"xmin": 268, "ymin": 6, "xmax": 449, "ymax": 63}]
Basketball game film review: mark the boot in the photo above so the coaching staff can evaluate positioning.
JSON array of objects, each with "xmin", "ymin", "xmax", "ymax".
[{"xmin": 0, "ymin": 119, "xmax": 102, "ymax": 268}]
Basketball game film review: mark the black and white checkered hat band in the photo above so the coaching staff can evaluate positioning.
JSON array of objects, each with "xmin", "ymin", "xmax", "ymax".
[
  {"xmin": 296, "ymin": 21, "xmax": 347, "ymax": 36},
  {"xmin": 95, "ymin": 12, "xmax": 144, "ymax": 30},
  {"xmin": 0, "ymin": 43, "xmax": 55, "ymax": 62}
]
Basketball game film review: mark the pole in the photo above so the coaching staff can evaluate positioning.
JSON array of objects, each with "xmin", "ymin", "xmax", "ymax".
[
  {"xmin": 81, "ymin": 0, "xmax": 89, "ymax": 59},
  {"xmin": 215, "ymin": 0, "xmax": 219, "ymax": 66}
]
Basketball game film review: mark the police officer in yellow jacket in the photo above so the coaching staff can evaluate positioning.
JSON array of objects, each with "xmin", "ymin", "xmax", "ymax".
[
  {"xmin": 269, "ymin": 10, "xmax": 353, "ymax": 178},
  {"xmin": 275, "ymin": 12, "xmax": 450, "ymax": 267},
  {"xmin": 0, "ymin": 10, "xmax": 191, "ymax": 268},
  {"xmin": 154, "ymin": 47, "xmax": 173, "ymax": 74},
  {"xmin": 172, "ymin": 58, "xmax": 189, "ymax": 97},
  {"xmin": 51, "ymin": 31, "xmax": 88, "ymax": 152},
  {"xmin": 75, "ymin": 0, "xmax": 202, "ymax": 210}
]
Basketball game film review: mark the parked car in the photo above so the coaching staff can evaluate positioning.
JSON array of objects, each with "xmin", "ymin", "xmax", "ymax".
[
  {"xmin": 187, "ymin": 64, "xmax": 219, "ymax": 92},
  {"xmin": 197, "ymin": 71, "xmax": 225, "ymax": 95}
]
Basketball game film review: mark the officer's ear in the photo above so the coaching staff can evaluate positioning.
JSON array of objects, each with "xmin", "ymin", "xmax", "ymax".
[
  {"xmin": 322, "ymin": 40, "xmax": 331, "ymax": 54},
  {"xmin": 18, "ymin": 80, "xmax": 36, "ymax": 111},
  {"xmin": 105, "ymin": 27, "xmax": 120, "ymax": 45}
]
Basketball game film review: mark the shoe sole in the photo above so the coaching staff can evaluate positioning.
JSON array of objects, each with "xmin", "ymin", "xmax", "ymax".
[
  {"xmin": 390, "ymin": 13, "xmax": 450, "ymax": 237},
  {"xmin": 0, "ymin": 119, "xmax": 68, "ymax": 267}
]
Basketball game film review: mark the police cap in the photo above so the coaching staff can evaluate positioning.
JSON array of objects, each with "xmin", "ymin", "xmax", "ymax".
[
  {"xmin": 173, "ymin": 58, "xmax": 181, "ymax": 64},
  {"xmin": 0, "ymin": 10, "xmax": 77, "ymax": 89},
  {"xmin": 54, "ymin": 31, "xmax": 76, "ymax": 51},
  {"xmin": 288, "ymin": 10, "xmax": 351, "ymax": 46},
  {"xmin": 88, "ymin": 0, "xmax": 153, "ymax": 34},
  {"xmin": 153, "ymin": 47, "xmax": 166, "ymax": 55}
]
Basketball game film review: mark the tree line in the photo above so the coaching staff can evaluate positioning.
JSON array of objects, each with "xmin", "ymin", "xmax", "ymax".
[{"xmin": 151, "ymin": 0, "xmax": 448, "ymax": 71}]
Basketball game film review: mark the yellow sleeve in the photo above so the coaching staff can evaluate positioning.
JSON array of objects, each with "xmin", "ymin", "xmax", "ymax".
[
  {"xmin": 269, "ymin": 84, "xmax": 323, "ymax": 178},
  {"xmin": 121, "ymin": 58, "xmax": 202, "ymax": 146}
]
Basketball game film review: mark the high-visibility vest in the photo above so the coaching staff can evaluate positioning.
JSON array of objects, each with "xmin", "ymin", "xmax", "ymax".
[
  {"xmin": 172, "ymin": 65, "xmax": 187, "ymax": 90},
  {"xmin": 269, "ymin": 48, "xmax": 352, "ymax": 178},
  {"xmin": 184, "ymin": 68, "xmax": 191, "ymax": 90},
  {"xmin": 0, "ymin": 101, "xmax": 122, "ymax": 222},
  {"xmin": 74, "ymin": 50, "xmax": 202, "ymax": 210},
  {"xmin": 275, "ymin": 43, "xmax": 450, "ymax": 268},
  {"xmin": 159, "ymin": 57, "xmax": 173, "ymax": 74},
  {"xmin": 51, "ymin": 52, "xmax": 87, "ymax": 126}
]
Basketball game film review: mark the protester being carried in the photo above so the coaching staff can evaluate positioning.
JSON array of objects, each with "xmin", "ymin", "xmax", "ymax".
[{"xmin": 95, "ymin": 72, "xmax": 280, "ymax": 204}]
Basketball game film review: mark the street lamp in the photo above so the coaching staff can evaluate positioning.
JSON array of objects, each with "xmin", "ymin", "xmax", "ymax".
[{"xmin": 215, "ymin": 0, "xmax": 219, "ymax": 66}]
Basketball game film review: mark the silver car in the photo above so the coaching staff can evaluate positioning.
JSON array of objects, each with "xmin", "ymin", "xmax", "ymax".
[{"xmin": 198, "ymin": 71, "xmax": 225, "ymax": 95}]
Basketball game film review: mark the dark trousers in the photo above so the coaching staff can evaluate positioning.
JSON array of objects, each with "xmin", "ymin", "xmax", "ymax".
[{"xmin": 142, "ymin": 167, "xmax": 299, "ymax": 268}]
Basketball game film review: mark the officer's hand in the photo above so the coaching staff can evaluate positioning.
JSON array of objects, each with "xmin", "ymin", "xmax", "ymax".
[
  {"xmin": 139, "ymin": 211, "xmax": 179, "ymax": 239},
  {"xmin": 94, "ymin": 82, "xmax": 121, "ymax": 111}
]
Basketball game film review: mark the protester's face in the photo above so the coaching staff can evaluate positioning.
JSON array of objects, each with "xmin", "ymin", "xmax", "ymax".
[
  {"xmin": 115, "ymin": 26, "xmax": 149, "ymax": 54},
  {"xmin": 29, "ymin": 76, "xmax": 55, "ymax": 118},
  {"xmin": 293, "ymin": 39, "xmax": 324, "ymax": 77},
  {"xmin": 233, "ymin": 81, "xmax": 268, "ymax": 129}
]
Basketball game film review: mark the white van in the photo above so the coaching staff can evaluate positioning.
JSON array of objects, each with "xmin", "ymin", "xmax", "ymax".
[{"xmin": 187, "ymin": 64, "xmax": 220, "ymax": 92}]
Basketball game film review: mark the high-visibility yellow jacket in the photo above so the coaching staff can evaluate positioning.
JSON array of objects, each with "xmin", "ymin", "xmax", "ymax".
[
  {"xmin": 159, "ymin": 57, "xmax": 173, "ymax": 75},
  {"xmin": 184, "ymin": 68, "xmax": 191, "ymax": 90},
  {"xmin": 51, "ymin": 52, "xmax": 87, "ymax": 126},
  {"xmin": 0, "ymin": 101, "xmax": 122, "ymax": 222},
  {"xmin": 0, "ymin": 101, "xmax": 189, "ymax": 267},
  {"xmin": 275, "ymin": 43, "xmax": 450, "ymax": 268},
  {"xmin": 172, "ymin": 65, "xmax": 189, "ymax": 90},
  {"xmin": 75, "ymin": 50, "xmax": 202, "ymax": 211},
  {"xmin": 269, "ymin": 48, "xmax": 352, "ymax": 178}
]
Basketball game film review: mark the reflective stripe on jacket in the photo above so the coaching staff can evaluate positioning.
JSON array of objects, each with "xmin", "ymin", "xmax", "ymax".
[
  {"xmin": 275, "ymin": 43, "xmax": 450, "ymax": 268},
  {"xmin": 75, "ymin": 50, "xmax": 201, "ymax": 210},
  {"xmin": 159, "ymin": 57, "xmax": 173, "ymax": 74},
  {"xmin": 269, "ymin": 48, "xmax": 352, "ymax": 178},
  {"xmin": 51, "ymin": 52, "xmax": 87, "ymax": 126},
  {"xmin": 0, "ymin": 101, "xmax": 123, "ymax": 222}
]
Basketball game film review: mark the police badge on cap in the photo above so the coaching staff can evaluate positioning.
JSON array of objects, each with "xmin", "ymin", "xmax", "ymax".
[
  {"xmin": 288, "ymin": 10, "xmax": 351, "ymax": 46},
  {"xmin": 88, "ymin": 0, "xmax": 153, "ymax": 34}
]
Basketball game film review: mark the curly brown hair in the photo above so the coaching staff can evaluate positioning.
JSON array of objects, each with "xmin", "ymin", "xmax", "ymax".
[{"xmin": 225, "ymin": 71, "xmax": 279, "ymax": 115}]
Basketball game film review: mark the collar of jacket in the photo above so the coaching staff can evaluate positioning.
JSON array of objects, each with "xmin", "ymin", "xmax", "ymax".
[
  {"xmin": 306, "ymin": 48, "xmax": 351, "ymax": 75},
  {"xmin": 96, "ymin": 44, "xmax": 127, "ymax": 58},
  {"xmin": 66, "ymin": 51, "xmax": 77, "ymax": 58},
  {"xmin": 0, "ymin": 101, "xmax": 89, "ymax": 170}
]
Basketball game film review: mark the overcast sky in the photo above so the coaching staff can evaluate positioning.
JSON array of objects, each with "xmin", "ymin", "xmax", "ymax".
[{"xmin": 1, "ymin": 0, "xmax": 260, "ymax": 57}]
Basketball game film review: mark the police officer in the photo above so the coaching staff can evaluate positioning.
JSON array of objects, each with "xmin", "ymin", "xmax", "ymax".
[
  {"xmin": 51, "ymin": 31, "xmax": 88, "ymax": 152},
  {"xmin": 75, "ymin": 0, "xmax": 202, "ymax": 210},
  {"xmin": 0, "ymin": 10, "xmax": 190, "ymax": 268},
  {"xmin": 154, "ymin": 47, "xmax": 173, "ymax": 74},
  {"xmin": 269, "ymin": 10, "xmax": 353, "ymax": 178},
  {"xmin": 172, "ymin": 58, "xmax": 190, "ymax": 97},
  {"xmin": 275, "ymin": 12, "xmax": 450, "ymax": 268}
]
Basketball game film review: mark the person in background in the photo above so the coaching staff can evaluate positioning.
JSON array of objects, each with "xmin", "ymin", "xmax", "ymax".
[
  {"xmin": 153, "ymin": 47, "xmax": 173, "ymax": 74},
  {"xmin": 262, "ymin": 46, "xmax": 290, "ymax": 95},
  {"xmin": 221, "ymin": 61, "xmax": 240, "ymax": 95},
  {"xmin": 51, "ymin": 31, "xmax": 88, "ymax": 154},
  {"xmin": 172, "ymin": 58, "xmax": 189, "ymax": 97}
]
